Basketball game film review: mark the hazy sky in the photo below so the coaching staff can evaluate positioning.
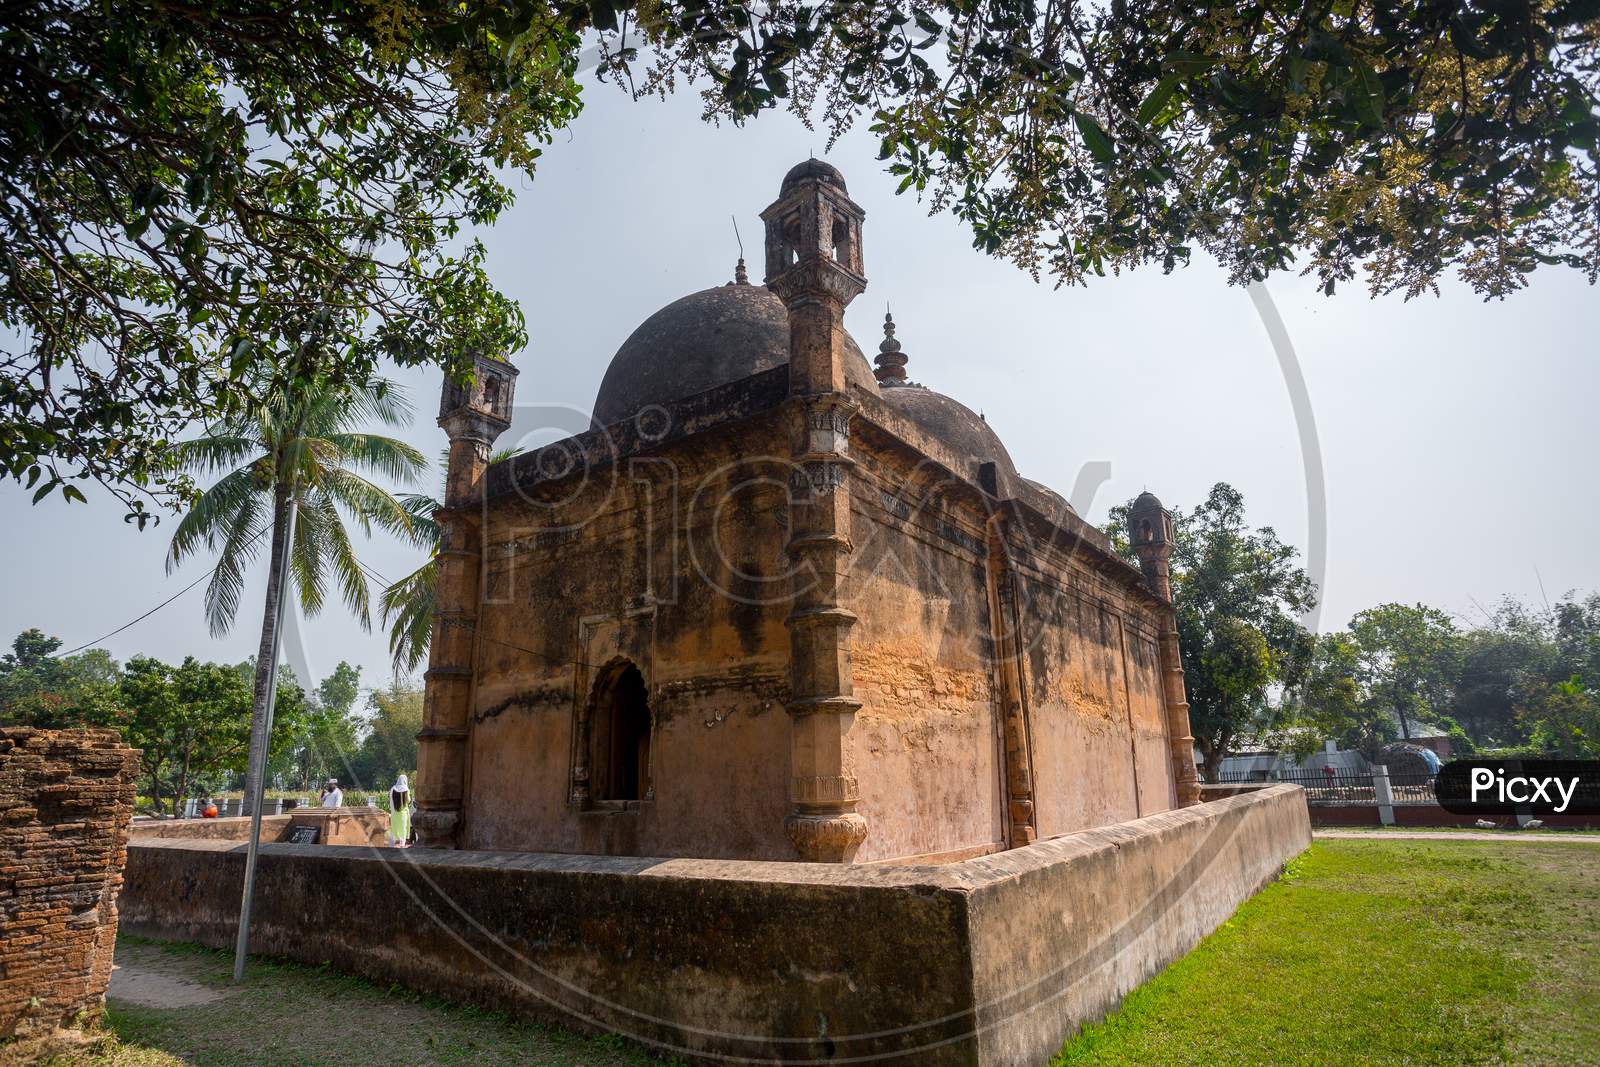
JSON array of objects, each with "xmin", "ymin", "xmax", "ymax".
[{"xmin": 4, "ymin": 77, "xmax": 1596, "ymax": 699}]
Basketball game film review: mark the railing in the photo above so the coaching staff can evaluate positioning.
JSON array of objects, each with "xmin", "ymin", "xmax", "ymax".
[{"xmin": 1218, "ymin": 769, "xmax": 1438, "ymax": 806}]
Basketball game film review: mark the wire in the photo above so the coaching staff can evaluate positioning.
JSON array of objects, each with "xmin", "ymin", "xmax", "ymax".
[{"xmin": 52, "ymin": 527, "xmax": 269, "ymax": 658}]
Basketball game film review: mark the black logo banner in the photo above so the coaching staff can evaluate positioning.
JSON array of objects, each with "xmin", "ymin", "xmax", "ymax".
[{"xmin": 1435, "ymin": 759, "xmax": 1600, "ymax": 816}]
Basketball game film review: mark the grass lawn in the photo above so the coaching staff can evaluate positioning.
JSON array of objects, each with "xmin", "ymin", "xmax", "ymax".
[{"xmin": 1055, "ymin": 840, "xmax": 1600, "ymax": 1066}]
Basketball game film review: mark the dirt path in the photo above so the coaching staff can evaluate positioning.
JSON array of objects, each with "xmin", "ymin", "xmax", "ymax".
[{"xmin": 108, "ymin": 958, "xmax": 228, "ymax": 1009}]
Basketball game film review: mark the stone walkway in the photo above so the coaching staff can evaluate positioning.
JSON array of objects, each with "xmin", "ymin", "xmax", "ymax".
[{"xmin": 1315, "ymin": 829, "xmax": 1600, "ymax": 843}]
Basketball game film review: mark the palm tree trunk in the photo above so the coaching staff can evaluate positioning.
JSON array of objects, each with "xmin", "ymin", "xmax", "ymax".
[{"xmin": 240, "ymin": 481, "xmax": 293, "ymax": 818}]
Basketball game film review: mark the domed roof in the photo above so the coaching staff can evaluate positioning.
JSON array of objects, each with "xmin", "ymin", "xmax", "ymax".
[
  {"xmin": 592, "ymin": 282, "xmax": 879, "ymax": 427},
  {"xmin": 1022, "ymin": 477, "xmax": 1076, "ymax": 519},
  {"xmin": 881, "ymin": 384, "xmax": 1018, "ymax": 490},
  {"xmin": 1130, "ymin": 490, "xmax": 1164, "ymax": 514},
  {"xmin": 781, "ymin": 159, "xmax": 847, "ymax": 195}
]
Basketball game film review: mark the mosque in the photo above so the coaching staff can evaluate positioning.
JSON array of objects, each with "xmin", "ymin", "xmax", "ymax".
[{"xmin": 412, "ymin": 159, "xmax": 1201, "ymax": 863}]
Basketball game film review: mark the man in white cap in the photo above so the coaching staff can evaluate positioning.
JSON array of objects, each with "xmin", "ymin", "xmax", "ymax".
[{"xmin": 322, "ymin": 778, "xmax": 343, "ymax": 808}]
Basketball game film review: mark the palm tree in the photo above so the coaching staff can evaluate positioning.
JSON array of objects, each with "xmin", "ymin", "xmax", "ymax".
[
  {"xmin": 168, "ymin": 379, "xmax": 428, "ymax": 814},
  {"xmin": 379, "ymin": 448, "xmax": 518, "ymax": 673}
]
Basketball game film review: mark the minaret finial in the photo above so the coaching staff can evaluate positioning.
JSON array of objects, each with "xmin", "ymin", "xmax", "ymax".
[
  {"xmin": 874, "ymin": 308, "xmax": 909, "ymax": 385},
  {"xmin": 731, "ymin": 216, "xmax": 749, "ymax": 285}
]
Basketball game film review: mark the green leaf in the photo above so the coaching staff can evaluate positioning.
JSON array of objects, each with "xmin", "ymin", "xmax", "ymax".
[
  {"xmin": 1161, "ymin": 52, "xmax": 1217, "ymax": 75},
  {"xmin": 1137, "ymin": 74, "xmax": 1182, "ymax": 126},
  {"xmin": 1075, "ymin": 114, "xmax": 1115, "ymax": 163},
  {"xmin": 1354, "ymin": 62, "xmax": 1386, "ymax": 126}
]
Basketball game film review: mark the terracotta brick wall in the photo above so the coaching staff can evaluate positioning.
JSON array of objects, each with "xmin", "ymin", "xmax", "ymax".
[{"xmin": 0, "ymin": 727, "xmax": 139, "ymax": 1038}]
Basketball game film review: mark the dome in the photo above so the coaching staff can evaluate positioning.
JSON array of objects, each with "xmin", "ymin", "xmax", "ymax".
[
  {"xmin": 881, "ymin": 385, "xmax": 1019, "ymax": 490},
  {"xmin": 781, "ymin": 159, "xmax": 847, "ymax": 195},
  {"xmin": 1022, "ymin": 477, "xmax": 1076, "ymax": 519},
  {"xmin": 592, "ymin": 282, "xmax": 879, "ymax": 427}
]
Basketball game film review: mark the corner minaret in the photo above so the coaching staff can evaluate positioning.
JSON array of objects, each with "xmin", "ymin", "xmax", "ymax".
[
  {"xmin": 762, "ymin": 159, "xmax": 869, "ymax": 862},
  {"xmin": 761, "ymin": 159, "xmax": 866, "ymax": 394},
  {"xmin": 1129, "ymin": 491, "xmax": 1202, "ymax": 806},
  {"xmin": 1129, "ymin": 492, "xmax": 1175, "ymax": 600},
  {"xmin": 415, "ymin": 354, "xmax": 518, "ymax": 847}
]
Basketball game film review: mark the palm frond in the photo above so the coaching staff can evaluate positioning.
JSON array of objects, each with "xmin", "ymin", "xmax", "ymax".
[
  {"xmin": 337, "ymin": 379, "xmax": 412, "ymax": 432},
  {"xmin": 321, "ymin": 467, "xmax": 424, "ymax": 547},
  {"xmin": 396, "ymin": 492, "xmax": 443, "ymax": 548},
  {"xmin": 380, "ymin": 558, "xmax": 437, "ymax": 673},
  {"xmin": 289, "ymin": 494, "xmax": 330, "ymax": 619},
  {"xmin": 313, "ymin": 492, "xmax": 373, "ymax": 631},
  {"xmin": 323, "ymin": 432, "xmax": 428, "ymax": 485},
  {"xmin": 168, "ymin": 435, "xmax": 263, "ymax": 478},
  {"xmin": 203, "ymin": 496, "xmax": 266, "ymax": 638},
  {"xmin": 169, "ymin": 468, "xmax": 259, "ymax": 571}
]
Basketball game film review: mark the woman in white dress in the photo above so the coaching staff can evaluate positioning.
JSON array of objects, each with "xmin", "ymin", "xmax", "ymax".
[{"xmin": 389, "ymin": 774, "xmax": 411, "ymax": 846}]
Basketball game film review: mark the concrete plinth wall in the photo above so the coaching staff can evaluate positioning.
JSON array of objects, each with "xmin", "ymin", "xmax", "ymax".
[
  {"xmin": 120, "ymin": 785, "xmax": 1308, "ymax": 1066},
  {"xmin": 0, "ymin": 728, "xmax": 139, "ymax": 1039},
  {"xmin": 129, "ymin": 809, "xmax": 387, "ymax": 846}
]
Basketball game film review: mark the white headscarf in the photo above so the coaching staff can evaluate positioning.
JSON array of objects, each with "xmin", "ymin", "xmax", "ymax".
[{"xmin": 393, "ymin": 774, "xmax": 409, "ymax": 793}]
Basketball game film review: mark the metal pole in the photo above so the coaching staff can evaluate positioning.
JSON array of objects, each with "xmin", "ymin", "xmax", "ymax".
[{"xmin": 232, "ymin": 490, "xmax": 299, "ymax": 983}]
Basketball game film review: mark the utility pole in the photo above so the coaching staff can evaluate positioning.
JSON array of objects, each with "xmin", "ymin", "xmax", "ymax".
[{"xmin": 232, "ymin": 484, "xmax": 299, "ymax": 983}]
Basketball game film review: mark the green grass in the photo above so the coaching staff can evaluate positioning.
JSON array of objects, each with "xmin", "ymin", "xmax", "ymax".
[
  {"xmin": 1055, "ymin": 840, "xmax": 1600, "ymax": 1066},
  {"xmin": 32, "ymin": 939, "xmax": 681, "ymax": 1067}
]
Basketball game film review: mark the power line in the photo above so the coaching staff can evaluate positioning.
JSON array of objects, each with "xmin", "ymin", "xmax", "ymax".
[{"xmin": 52, "ymin": 527, "xmax": 268, "ymax": 658}]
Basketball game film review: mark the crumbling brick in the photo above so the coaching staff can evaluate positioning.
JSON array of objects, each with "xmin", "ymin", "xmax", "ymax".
[{"xmin": 0, "ymin": 728, "xmax": 138, "ymax": 1039}]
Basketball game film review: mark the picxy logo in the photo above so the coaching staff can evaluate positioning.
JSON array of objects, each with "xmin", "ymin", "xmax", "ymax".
[
  {"xmin": 1468, "ymin": 767, "xmax": 1579, "ymax": 813},
  {"xmin": 1436, "ymin": 759, "xmax": 1600, "ymax": 817}
]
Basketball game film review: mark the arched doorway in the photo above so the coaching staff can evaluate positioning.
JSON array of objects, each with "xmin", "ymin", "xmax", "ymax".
[{"xmin": 585, "ymin": 661, "xmax": 652, "ymax": 805}]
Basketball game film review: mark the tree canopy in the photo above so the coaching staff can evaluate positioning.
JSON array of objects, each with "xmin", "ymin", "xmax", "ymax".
[
  {"xmin": 3, "ymin": 0, "xmax": 579, "ymax": 520},
  {"xmin": 6, "ymin": 0, "xmax": 1595, "ymax": 517},
  {"xmin": 1110, "ymin": 482, "xmax": 1317, "ymax": 779},
  {"xmin": 614, "ymin": 0, "xmax": 1600, "ymax": 296}
]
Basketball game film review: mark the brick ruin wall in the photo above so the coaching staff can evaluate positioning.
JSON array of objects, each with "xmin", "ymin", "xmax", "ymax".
[{"xmin": 0, "ymin": 727, "xmax": 139, "ymax": 1038}]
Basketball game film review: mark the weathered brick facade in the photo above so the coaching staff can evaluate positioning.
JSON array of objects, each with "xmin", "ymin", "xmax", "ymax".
[{"xmin": 0, "ymin": 727, "xmax": 139, "ymax": 1038}]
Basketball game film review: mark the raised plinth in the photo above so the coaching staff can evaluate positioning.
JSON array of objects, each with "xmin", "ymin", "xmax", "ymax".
[{"xmin": 120, "ymin": 786, "xmax": 1310, "ymax": 1066}]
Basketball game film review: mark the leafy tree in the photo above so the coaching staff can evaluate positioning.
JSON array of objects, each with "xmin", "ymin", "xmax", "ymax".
[
  {"xmin": 1552, "ymin": 593, "xmax": 1600, "ymax": 686},
  {"xmin": 1452, "ymin": 598, "xmax": 1555, "ymax": 747},
  {"xmin": 1519, "ymin": 676, "xmax": 1600, "ymax": 758},
  {"xmin": 615, "ymin": 0, "xmax": 1600, "ymax": 297},
  {"xmin": 1349, "ymin": 603, "xmax": 1460, "ymax": 740},
  {"xmin": 121, "ymin": 655, "xmax": 304, "ymax": 815},
  {"xmin": 1110, "ymin": 482, "xmax": 1316, "ymax": 780},
  {"xmin": 166, "ymin": 379, "xmax": 427, "ymax": 814},
  {"xmin": 1280, "ymin": 631, "xmax": 1385, "ymax": 760},
  {"xmin": 0, "ymin": 629, "xmax": 124, "ymax": 729},
  {"xmin": 278, "ymin": 662, "xmax": 364, "ymax": 791},
  {"xmin": 349, "ymin": 681, "xmax": 422, "ymax": 792},
  {"xmin": 2, "ymin": 0, "xmax": 580, "ymax": 519}
]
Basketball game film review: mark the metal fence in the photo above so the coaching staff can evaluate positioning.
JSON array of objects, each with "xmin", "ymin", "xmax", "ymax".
[{"xmin": 1218, "ymin": 770, "xmax": 1438, "ymax": 806}]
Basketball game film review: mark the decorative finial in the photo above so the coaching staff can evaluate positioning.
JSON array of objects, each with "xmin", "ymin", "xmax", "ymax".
[
  {"xmin": 730, "ymin": 216, "xmax": 749, "ymax": 285},
  {"xmin": 874, "ymin": 308, "xmax": 909, "ymax": 385}
]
